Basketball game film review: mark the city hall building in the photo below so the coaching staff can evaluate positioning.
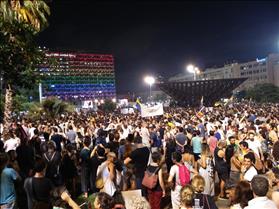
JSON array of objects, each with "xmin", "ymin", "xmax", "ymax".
[{"xmin": 39, "ymin": 51, "xmax": 116, "ymax": 105}]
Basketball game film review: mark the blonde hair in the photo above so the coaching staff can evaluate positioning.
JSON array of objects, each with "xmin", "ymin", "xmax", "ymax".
[
  {"xmin": 191, "ymin": 175, "xmax": 205, "ymax": 193},
  {"xmin": 107, "ymin": 152, "xmax": 116, "ymax": 159},
  {"xmin": 180, "ymin": 185, "xmax": 195, "ymax": 207},
  {"xmin": 201, "ymin": 143, "xmax": 211, "ymax": 157},
  {"xmin": 217, "ymin": 140, "xmax": 227, "ymax": 149}
]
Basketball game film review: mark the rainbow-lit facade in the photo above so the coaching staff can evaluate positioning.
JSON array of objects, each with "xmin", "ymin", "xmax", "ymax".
[{"xmin": 39, "ymin": 52, "xmax": 116, "ymax": 101}]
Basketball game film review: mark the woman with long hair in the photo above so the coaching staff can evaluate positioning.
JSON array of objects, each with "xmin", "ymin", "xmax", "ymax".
[
  {"xmin": 198, "ymin": 144, "xmax": 215, "ymax": 197},
  {"xmin": 214, "ymin": 140, "xmax": 229, "ymax": 199},
  {"xmin": 230, "ymin": 181, "xmax": 253, "ymax": 209},
  {"xmin": 43, "ymin": 140, "xmax": 62, "ymax": 186},
  {"xmin": 145, "ymin": 151, "xmax": 166, "ymax": 209}
]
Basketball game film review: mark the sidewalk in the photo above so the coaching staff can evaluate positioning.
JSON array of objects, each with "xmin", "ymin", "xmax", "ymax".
[{"xmin": 216, "ymin": 198, "xmax": 230, "ymax": 209}]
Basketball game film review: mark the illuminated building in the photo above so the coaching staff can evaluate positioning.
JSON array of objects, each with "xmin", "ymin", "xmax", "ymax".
[
  {"xmin": 39, "ymin": 52, "xmax": 116, "ymax": 102},
  {"xmin": 170, "ymin": 53, "xmax": 279, "ymax": 90}
]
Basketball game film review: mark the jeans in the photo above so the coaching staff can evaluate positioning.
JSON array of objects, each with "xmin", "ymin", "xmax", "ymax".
[{"xmin": 136, "ymin": 177, "xmax": 146, "ymax": 197}]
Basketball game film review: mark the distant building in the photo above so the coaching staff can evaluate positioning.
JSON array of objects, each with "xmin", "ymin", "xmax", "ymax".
[
  {"xmin": 39, "ymin": 51, "xmax": 116, "ymax": 103},
  {"xmin": 170, "ymin": 53, "xmax": 279, "ymax": 91}
]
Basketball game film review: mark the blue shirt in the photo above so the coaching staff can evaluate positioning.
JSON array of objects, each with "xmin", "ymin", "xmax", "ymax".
[
  {"xmin": 192, "ymin": 136, "xmax": 202, "ymax": 154},
  {"xmin": 198, "ymin": 123, "xmax": 205, "ymax": 138},
  {"xmin": 214, "ymin": 132, "xmax": 221, "ymax": 140},
  {"xmin": 0, "ymin": 167, "xmax": 18, "ymax": 204}
]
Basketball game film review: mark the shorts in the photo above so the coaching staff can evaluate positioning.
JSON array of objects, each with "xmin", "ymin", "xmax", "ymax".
[{"xmin": 193, "ymin": 153, "xmax": 201, "ymax": 161}]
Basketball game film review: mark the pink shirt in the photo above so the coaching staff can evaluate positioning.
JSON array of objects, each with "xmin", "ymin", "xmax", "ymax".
[{"xmin": 208, "ymin": 136, "xmax": 218, "ymax": 154}]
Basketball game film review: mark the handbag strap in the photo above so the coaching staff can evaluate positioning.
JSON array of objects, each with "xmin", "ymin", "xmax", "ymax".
[
  {"xmin": 148, "ymin": 165, "xmax": 160, "ymax": 176},
  {"xmin": 204, "ymin": 194, "xmax": 211, "ymax": 209}
]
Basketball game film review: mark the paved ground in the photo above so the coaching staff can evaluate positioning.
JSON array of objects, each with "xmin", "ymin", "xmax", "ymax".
[{"xmin": 216, "ymin": 199, "xmax": 230, "ymax": 209}]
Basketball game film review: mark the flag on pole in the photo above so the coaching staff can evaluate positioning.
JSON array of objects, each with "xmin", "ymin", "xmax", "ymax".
[{"xmin": 135, "ymin": 98, "xmax": 142, "ymax": 111}]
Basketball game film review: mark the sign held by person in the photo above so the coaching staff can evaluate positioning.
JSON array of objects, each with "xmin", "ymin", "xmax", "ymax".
[{"xmin": 141, "ymin": 103, "xmax": 164, "ymax": 117}]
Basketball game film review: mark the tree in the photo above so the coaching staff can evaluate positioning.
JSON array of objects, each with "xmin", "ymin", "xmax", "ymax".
[
  {"xmin": 27, "ymin": 97, "xmax": 75, "ymax": 121},
  {"xmin": 98, "ymin": 100, "xmax": 117, "ymax": 113},
  {"xmin": 245, "ymin": 83, "xmax": 279, "ymax": 103},
  {"xmin": 0, "ymin": 0, "xmax": 50, "ymax": 139}
]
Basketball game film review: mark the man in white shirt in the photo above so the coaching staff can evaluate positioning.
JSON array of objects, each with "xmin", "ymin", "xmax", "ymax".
[
  {"xmin": 140, "ymin": 122, "xmax": 150, "ymax": 147},
  {"xmin": 241, "ymin": 152, "xmax": 258, "ymax": 182},
  {"xmin": 244, "ymin": 175, "xmax": 277, "ymax": 209},
  {"xmin": 28, "ymin": 123, "xmax": 36, "ymax": 139},
  {"xmin": 246, "ymin": 132, "xmax": 263, "ymax": 159}
]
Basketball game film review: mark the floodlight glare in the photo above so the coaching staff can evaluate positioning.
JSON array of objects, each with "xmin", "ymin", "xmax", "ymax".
[
  {"xmin": 187, "ymin": 64, "xmax": 195, "ymax": 73},
  {"xmin": 144, "ymin": 76, "xmax": 155, "ymax": 85}
]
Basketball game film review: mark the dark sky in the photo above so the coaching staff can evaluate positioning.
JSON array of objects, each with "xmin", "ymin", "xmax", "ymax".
[{"xmin": 37, "ymin": 1, "xmax": 279, "ymax": 94}]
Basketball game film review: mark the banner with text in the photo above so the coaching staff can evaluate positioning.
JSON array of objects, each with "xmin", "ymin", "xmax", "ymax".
[{"xmin": 141, "ymin": 103, "xmax": 164, "ymax": 117}]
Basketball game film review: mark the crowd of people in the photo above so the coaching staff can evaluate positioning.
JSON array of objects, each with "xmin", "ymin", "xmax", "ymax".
[{"xmin": 0, "ymin": 100, "xmax": 279, "ymax": 209}]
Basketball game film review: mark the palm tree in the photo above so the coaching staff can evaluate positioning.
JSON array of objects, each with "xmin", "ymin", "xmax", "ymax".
[
  {"xmin": 0, "ymin": 0, "xmax": 50, "ymax": 140},
  {"xmin": 27, "ymin": 98, "xmax": 75, "ymax": 121},
  {"xmin": 1, "ymin": 0, "xmax": 50, "ymax": 32}
]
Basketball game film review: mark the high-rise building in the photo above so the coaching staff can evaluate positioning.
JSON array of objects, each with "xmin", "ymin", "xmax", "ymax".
[{"xmin": 39, "ymin": 52, "xmax": 116, "ymax": 102}]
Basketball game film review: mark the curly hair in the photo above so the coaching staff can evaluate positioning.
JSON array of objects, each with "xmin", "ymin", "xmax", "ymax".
[
  {"xmin": 180, "ymin": 185, "xmax": 195, "ymax": 207},
  {"xmin": 191, "ymin": 175, "xmax": 205, "ymax": 193}
]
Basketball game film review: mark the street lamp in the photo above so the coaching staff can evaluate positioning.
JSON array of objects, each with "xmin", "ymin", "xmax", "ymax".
[
  {"xmin": 187, "ymin": 64, "xmax": 200, "ymax": 81},
  {"xmin": 144, "ymin": 76, "xmax": 155, "ymax": 101}
]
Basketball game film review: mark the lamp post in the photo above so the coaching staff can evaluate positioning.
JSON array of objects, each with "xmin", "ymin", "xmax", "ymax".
[
  {"xmin": 187, "ymin": 64, "xmax": 200, "ymax": 81},
  {"xmin": 144, "ymin": 76, "xmax": 155, "ymax": 101}
]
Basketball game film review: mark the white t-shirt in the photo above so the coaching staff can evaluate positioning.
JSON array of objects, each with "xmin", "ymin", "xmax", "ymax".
[
  {"xmin": 170, "ymin": 164, "xmax": 181, "ymax": 185},
  {"xmin": 140, "ymin": 127, "xmax": 150, "ymax": 147},
  {"xmin": 247, "ymin": 139, "xmax": 261, "ymax": 157},
  {"xmin": 4, "ymin": 137, "xmax": 20, "ymax": 152},
  {"xmin": 244, "ymin": 197, "xmax": 277, "ymax": 209},
  {"xmin": 29, "ymin": 127, "xmax": 36, "ymax": 139},
  {"xmin": 244, "ymin": 166, "xmax": 258, "ymax": 182}
]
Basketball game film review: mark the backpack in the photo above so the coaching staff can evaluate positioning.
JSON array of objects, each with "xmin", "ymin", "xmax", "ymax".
[
  {"xmin": 142, "ymin": 166, "xmax": 160, "ymax": 189},
  {"xmin": 178, "ymin": 164, "xmax": 190, "ymax": 186}
]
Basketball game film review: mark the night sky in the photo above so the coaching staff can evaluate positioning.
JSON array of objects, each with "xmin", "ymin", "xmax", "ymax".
[{"xmin": 37, "ymin": 1, "xmax": 279, "ymax": 94}]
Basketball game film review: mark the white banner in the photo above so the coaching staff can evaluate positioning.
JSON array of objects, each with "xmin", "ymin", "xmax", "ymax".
[
  {"xmin": 121, "ymin": 107, "xmax": 134, "ymax": 114},
  {"xmin": 141, "ymin": 103, "xmax": 164, "ymax": 117}
]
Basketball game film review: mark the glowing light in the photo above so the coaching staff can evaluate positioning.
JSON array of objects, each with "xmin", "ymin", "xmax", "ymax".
[
  {"xmin": 187, "ymin": 64, "xmax": 195, "ymax": 73},
  {"xmin": 144, "ymin": 76, "xmax": 155, "ymax": 85}
]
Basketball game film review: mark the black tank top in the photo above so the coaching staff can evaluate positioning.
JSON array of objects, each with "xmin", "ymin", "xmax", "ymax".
[{"xmin": 214, "ymin": 147, "xmax": 227, "ymax": 172}]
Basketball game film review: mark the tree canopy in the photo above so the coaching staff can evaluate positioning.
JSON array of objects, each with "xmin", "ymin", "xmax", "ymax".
[
  {"xmin": 0, "ymin": 0, "xmax": 50, "ymax": 90},
  {"xmin": 245, "ymin": 83, "xmax": 279, "ymax": 103}
]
